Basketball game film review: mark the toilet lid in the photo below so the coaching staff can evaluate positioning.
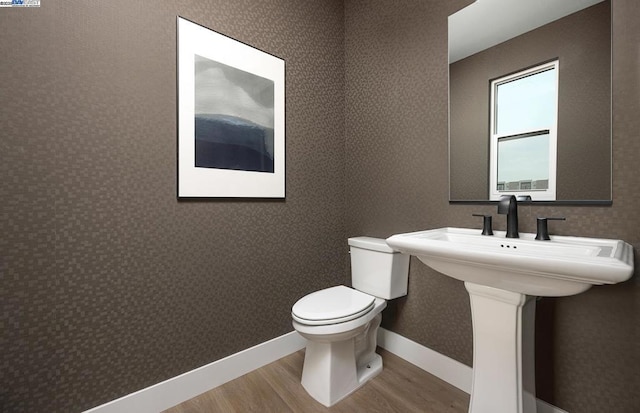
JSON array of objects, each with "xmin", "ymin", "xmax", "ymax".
[{"xmin": 292, "ymin": 285, "xmax": 376, "ymax": 326}]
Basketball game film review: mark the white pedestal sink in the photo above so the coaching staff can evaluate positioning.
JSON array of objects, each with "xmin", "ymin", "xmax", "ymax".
[{"xmin": 386, "ymin": 227, "xmax": 634, "ymax": 413}]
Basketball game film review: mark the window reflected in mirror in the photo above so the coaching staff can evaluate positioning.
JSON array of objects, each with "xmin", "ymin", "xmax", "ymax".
[{"xmin": 490, "ymin": 61, "xmax": 558, "ymax": 201}]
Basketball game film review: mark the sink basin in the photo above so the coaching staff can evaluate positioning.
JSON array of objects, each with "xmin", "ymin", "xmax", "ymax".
[{"xmin": 386, "ymin": 227, "xmax": 634, "ymax": 297}]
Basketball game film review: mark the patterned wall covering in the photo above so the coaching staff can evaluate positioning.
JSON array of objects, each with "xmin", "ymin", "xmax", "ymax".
[
  {"xmin": 344, "ymin": 1, "xmax": 639, "ymax": 412},
  {"xmin": 0, "ymin": 1, "xmax": 346, "ymax": 411}
]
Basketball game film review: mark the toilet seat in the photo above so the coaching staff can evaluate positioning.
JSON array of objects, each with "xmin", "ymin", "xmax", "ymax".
[{"xmin": 292, "ymin": 285, "xmax": 376, "ymax": 326}]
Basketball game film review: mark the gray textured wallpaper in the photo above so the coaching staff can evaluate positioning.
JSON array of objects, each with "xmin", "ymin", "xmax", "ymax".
[{"xmin": 0, "ymin": 1, "xmax": 346, "ymax": 411}]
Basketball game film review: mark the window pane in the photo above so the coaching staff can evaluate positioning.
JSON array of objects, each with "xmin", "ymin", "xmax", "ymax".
[
  {"xmin": 496, "ymin": 68, "xmax": 556, "ymax": 135},
  {"xmin": 497, "ymin": 133, "xmax": 549, "ymax": 191}
]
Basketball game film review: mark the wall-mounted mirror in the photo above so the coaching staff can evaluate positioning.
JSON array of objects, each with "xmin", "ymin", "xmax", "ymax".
[{"xmin": 449, "ymin": 0, "xmax": 611, "ymax": 204}]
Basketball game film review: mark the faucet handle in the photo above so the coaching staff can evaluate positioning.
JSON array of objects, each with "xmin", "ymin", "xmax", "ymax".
[
  {"xmin": 472, "ymin": 214, "xmax": 494, "ymax": 236},
  {"xmin": 535, "ymin": 217, "xmax": 566, "ymax": 241}
]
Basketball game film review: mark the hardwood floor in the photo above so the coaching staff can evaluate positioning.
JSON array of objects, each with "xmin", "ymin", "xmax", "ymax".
[{"xmin": 163, "ymin": 348, "xmax": 470, "ymax": 413}]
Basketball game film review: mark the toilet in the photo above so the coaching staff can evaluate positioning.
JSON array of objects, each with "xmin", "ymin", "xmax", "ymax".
[{"xmin": 291, "ymin": 236, "xmax": 410, "ymax": 407}]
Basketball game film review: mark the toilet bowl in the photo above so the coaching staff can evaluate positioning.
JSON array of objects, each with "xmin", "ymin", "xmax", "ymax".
[
  {"xmin": 291, "ymin": 237, "xmax": 409, "ymax": 407},
  {"xmin": 292, "ymin": 285, "xmax": 386, "ymax": 407}
]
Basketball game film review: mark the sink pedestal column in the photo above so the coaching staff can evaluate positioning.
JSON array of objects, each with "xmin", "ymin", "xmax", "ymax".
[{"xmin": 465, "ymin": 282, "xmax": 537, "ymax": 413}]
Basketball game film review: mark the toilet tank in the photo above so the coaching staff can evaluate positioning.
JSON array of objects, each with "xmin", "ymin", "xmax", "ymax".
[{"xmin": 348, "ymin": 237, "xmax": 410, "ymax": 300}]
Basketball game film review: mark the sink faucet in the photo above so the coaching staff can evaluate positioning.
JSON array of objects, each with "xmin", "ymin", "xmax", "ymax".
[{"xmin": 497, "ymin": 195, "xmax": 519, "ymax": 238}]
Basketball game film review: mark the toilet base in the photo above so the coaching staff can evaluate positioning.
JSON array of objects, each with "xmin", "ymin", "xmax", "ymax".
[{"xmin": 300, "ymin": 313, "xmax": 383, "ymax": 407}]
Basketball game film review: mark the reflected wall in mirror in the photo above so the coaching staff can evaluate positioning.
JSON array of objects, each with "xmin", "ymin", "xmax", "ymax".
[{"xmin": 449, "ymin": 0, "xmax": 611, "ymax": 203}]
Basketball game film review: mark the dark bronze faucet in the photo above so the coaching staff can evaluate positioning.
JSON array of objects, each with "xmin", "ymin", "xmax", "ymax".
[{"xmin": 497, "ymin": 195, "xmax": 519, "ymax": 238}]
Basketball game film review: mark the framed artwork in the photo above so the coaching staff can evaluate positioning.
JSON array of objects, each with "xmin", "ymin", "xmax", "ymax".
[{"xmin": 177, "ymin": 16, "xmax": 285, "ymax": 198}]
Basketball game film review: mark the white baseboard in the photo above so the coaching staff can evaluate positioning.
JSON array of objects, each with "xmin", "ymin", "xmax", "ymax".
[
  {"xmin": 377, "ymin": 328, "xmax": 568, "ymax": 413},
  {"xmin": 536, "ymin": 398, "xmax": 569, "ymax": 413},
  {"xmin": 83, "ymin": 331, "xmax": 306, "ymax": 413},
  {"xmin": 84, "ymin": 328, "xmax": 567, "ymax": 413},
  {"xmin": 377, "ymin": 327, "xmax": 473, "ymax": 393}
]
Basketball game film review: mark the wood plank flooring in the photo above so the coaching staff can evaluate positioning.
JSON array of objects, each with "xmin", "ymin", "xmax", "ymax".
[{"xmin": 163, "ymin": 348, "xmax": 470, "ymax": 413}]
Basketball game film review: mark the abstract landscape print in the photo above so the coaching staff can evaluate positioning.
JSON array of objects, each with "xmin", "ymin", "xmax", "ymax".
[{"xmin": 194, "ymin": 55, "xmax": 275, "ymax": 173}]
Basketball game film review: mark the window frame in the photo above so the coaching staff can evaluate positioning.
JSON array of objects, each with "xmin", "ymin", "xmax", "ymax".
[{"xmin": 489, "ymin": 60, "xmax": 559, "ymax": 201}]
